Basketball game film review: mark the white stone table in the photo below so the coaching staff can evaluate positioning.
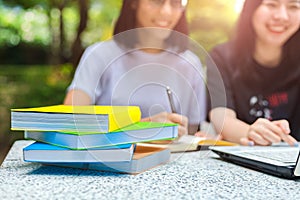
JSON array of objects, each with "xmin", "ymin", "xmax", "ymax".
[{"xmin": 0, "ymin": 140, "xmax": 299, "ymax": 200}]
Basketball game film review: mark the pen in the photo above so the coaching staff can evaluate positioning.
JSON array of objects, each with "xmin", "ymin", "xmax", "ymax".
[
  {"xmin": 166, "ymin": 86, "xmax": 176, "ymax": 113},
  {"xmin": 272, "ymin": 142, "xmax": 299, "ymax": 147}
]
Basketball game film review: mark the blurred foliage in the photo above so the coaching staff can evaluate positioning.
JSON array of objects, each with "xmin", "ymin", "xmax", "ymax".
[
  {"xmin": 0, "ymin": 0, "xmax": 122, "ymax": 64},
  {"xmin": 82, "ymin": 0, "xmax": 121, "ymax": 45},
  {"xmin": 0, "ymin": 0, "xmax": 239, "ymax": 63},
  {"xmin": 0, "ymin": 64, "xmax": 72, "ymax": 121},
  {"xmin": 0, "ymin": 1, "xmax": 50, "ymax": 46},
  {"xmin": 188, "ymin": 0, "xmax": 239, "ymax": 51},
  {"xmin": 0, "ymin": 64, "xmax": 73, "ymax": 164}
]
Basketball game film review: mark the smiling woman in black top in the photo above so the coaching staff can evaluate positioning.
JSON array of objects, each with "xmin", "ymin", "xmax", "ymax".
[{"xmin": 207, "ymin": 0, "xmax": 300, "ymax": 146}]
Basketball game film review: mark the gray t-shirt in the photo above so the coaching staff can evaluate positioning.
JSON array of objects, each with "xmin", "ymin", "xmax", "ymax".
[{"xmin": 68, "ymin": 40, "xmax": 206, "ymax": 125}]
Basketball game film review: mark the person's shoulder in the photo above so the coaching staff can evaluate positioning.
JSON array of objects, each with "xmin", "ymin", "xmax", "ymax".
[
  {"xmin": 180, "ymin": 50, "xmax": 202, "ymax": 66},
  {"xmin": 210, "ymin": 42, "xmax": 232, "ymax": 56},
  {"xmin": 82, "ymin": 39, "xmax": 125, "ymax": 60},
  {"xmin": 85, "ymin": 40, "xmax": 119, "ymax": 52},
  {"xmin": 209, "ymin": 42, "xmax": 234, "ymax": 64},
  {"xmin": 181, "ymin": 49, "xmax": 199, "ymax": 59}
]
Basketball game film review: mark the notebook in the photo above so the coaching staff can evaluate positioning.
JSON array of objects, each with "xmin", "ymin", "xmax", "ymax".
[
  {"xmin": 210, "ymin": 144, "xmax": 300, "ymax": 179},
  {"xmin": 139, "ymin": 135, "xmax": 236, "ymax": 153}
]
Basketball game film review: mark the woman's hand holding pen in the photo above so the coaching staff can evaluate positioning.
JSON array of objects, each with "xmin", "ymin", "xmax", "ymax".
[
  {"xmin": 240, "ymin": 118, "xmax": 298, "ymax": 146},
  {"xmin": 141, "ymin": 86, "xmax": 188, "ymax": 137},
  {"xmin": 141, "ymin": 112, "xmax": 188, "ymax": 137}
]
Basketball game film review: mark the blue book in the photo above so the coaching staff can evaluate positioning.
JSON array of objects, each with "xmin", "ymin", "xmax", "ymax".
[
  {"xmin": 44, "ymin": 145, "xmax": 170, "ymax": 174},
  {"xmin": 24, "ymin": 122, "xmax": 178, "ymax": 149},
  {"xmin": 23, "ymin": 142, "xmax": 135, "ymax": 163}
]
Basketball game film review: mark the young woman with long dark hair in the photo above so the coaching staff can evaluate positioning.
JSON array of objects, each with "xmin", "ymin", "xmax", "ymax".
[
  {"xmin": 207, "ymin": 0, "xmax": 300, "ymax": 145},
  {"xmin": 64, "ymin": 0, "xmax": 206, "ymax": 136}
]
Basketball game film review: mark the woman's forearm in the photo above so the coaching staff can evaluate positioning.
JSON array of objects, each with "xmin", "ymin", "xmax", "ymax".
[{"xmin": 210, "ymin": 107, "xmax": 250, "ymax": 143}]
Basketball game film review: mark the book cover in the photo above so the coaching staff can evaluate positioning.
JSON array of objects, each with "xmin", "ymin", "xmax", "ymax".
[
  {"xmin": 24, "ymin": 122, "xmax": 178, "ymax": 149},
  {"xmin": 11, "ymin": 105, "xmax": 141, "ymax": 132},
  {"xmin": 45, "ymin": 145, "xmax": 171, "ymax": 174},
  {"xmin": 138, "ymin": 135, "xmax": 237, "ymax": 152},
  {"xmin": 23, "ymin": 142, "xmax": 135, "ymax": 162}
]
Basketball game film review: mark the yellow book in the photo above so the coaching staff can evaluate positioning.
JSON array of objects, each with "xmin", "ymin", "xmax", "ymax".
[{"xmin": 11, "ymin": 105, "xmax": 141, "ymax": 133}]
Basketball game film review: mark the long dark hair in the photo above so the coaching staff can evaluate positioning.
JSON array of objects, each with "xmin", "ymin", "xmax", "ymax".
[
  {"xmin": 113, "ymin": 0, "xmax": 189, "ymax": 52},
  {"xmin": 232, "ymin": 0, "xmax": 300, "ymax": 66}
]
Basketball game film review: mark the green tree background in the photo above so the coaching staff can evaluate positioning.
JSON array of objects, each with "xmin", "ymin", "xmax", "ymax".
[{"xmin": 0, "ymin": 0, "xmax": 242, "ymax": 164}]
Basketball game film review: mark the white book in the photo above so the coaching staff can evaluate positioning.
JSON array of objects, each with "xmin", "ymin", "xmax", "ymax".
[
  {"xmin": 45, "ymin": 145, "xmax": 171, "ymax": 174},
  {"xmin": 23, "ymin": 142, "xmax": 135, "ymax": 163}
]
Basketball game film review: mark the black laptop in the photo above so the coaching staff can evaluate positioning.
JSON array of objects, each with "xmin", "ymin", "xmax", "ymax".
[{"xmin": 209, "ymin": 145, "xmax": 300, "ymax": 179}]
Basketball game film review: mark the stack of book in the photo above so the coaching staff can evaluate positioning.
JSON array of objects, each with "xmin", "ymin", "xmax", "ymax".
[{"xmin": 11, "ymin": 105, "xmax": 178, "ymax": 174}]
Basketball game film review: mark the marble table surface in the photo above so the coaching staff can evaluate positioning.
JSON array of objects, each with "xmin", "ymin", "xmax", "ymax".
[{"xmin": 0, "ymin": 140, "xmax": 299, "ymax": 200}]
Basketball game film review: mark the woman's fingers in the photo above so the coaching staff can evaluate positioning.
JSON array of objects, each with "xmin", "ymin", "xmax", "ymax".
[
  {"xmin": 250, "ymin": 122, "xmax": 281, "ymax": 143},
  {"xmin": 247, "ymin": 129, "xmax": 270, "ymax": 145},
  {"xmin": 248, "ymin": 118, "xmax": 280, "ymax": 145},
  {"xmin": 272, "ymin": 120, "xmax": 291, "ymax": 134},
  {"xmin": 245, "ymin": 118, "xmax": 297, "ymax": 146},
  {"xmin": 272, "ymin": 120, "xmax": 297, "ymax": 145},
  {"xmin": 141, "ymin": 112, "xmax": 188, "ymax": 137},
  {"xmin": 277, "ymin": 132, "xmax": 298, "ymax": 146},
  {"xmin": 178, "ymin": 125, "xmax": 188, "ymax": 137},
  {"xmin": 168, "ymin": 113, "xmax": 188, "ymax": 128},
  {"xmin": 240, "ymin": 137, "xmax": 254, "ymax": 146}
]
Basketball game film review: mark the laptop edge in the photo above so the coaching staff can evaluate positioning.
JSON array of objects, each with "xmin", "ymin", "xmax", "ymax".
[{"xmin": 210, "ymin": 146, "xmax": 300, "ymax": 179}]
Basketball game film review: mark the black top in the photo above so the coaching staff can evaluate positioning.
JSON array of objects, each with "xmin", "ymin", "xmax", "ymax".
[{"xmin": 207, "ymin": 42, "xmax": 300, "ymax": 140}]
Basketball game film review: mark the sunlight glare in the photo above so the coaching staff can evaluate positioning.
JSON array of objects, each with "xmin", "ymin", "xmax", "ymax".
[
  {"xmin": 234, "ymin": 0, "xmax": 245, "ymax": 13},
  {"xmin": 182, "ymin": 0, "xmax": 188, "ymax": 7}
]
